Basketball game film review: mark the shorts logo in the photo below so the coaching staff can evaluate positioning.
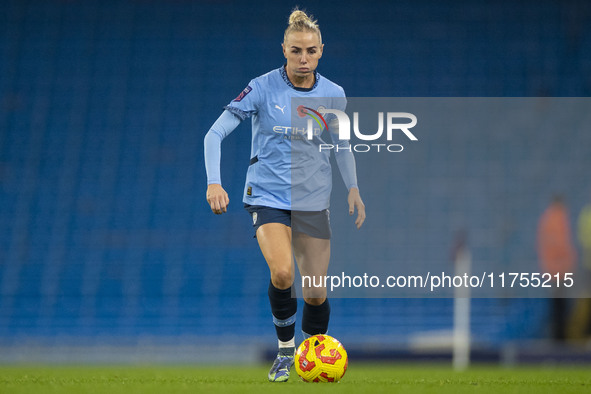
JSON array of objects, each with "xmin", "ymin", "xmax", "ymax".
[
  {"xmin": 252, "ymin": 212, "xmax": 258, "ymax": 225},
  {"xmin": 233, "ymin": 85, "xmax": 252, "ymax": 102}
]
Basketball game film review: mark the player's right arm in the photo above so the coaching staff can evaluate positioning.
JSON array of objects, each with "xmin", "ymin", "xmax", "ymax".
[
  {"xmin": 205, "ymin": 80, "xmax": 260, "ymax": 214},
  {"xmin": 204, "ymin": 110, "xmax": 242, "ymax": 214}
]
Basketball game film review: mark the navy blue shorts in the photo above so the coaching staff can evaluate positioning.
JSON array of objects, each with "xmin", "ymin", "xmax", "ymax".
[{"xmin": 244, "ymin": 204, "xmax": 331, "ymax": 239}]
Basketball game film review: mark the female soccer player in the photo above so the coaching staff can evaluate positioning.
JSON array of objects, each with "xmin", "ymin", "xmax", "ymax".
[{"xmin": 204, "ymin": 9, "xmax": 365, "ymax": 382}]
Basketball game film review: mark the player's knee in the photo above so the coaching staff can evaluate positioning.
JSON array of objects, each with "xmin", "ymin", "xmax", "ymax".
[
  {"xmin": 271, "ymin": 268, "xmax": 294, "ymax": 289},
  {"xmin": 302, "ymin": 283, "xmax": 327, "ymax": 302}
]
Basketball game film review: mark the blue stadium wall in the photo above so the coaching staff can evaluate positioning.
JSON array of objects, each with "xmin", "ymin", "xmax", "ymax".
[{"xmin": 1, "ymin": 0, "xmax": 590, "ymax": 354}]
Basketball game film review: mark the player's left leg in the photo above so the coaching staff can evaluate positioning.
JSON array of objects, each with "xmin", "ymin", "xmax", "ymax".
[{"xmin": 293, "ymin": 232, "xmax": 331, "ymax": 337}]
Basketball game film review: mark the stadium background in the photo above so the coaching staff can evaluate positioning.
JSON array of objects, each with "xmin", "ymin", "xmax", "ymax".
[{"xmin": 1, "ymin": 0, "xmax": 590, "ymax": 363}]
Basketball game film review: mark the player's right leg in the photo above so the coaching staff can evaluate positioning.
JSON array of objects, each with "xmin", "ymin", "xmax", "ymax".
[{"xmin": 255, "ymin": 222, "xmax": 296, "ymax": 382}]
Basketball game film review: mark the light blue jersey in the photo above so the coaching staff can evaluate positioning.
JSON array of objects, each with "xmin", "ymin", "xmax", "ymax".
[{"xmin": 205, "ymin": 65, "xmax": 357, "ymax": 211}]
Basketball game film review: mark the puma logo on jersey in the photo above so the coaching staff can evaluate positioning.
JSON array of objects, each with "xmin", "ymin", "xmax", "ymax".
[{"xmin": 275, "ymin": 104, "xmax": 286, "ymax": 114}]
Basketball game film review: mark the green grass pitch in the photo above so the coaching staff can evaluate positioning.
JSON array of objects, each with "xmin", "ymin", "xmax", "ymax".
[{"xmin": 1, "ymin": 364, "xmax": 589, "ymax": 393}]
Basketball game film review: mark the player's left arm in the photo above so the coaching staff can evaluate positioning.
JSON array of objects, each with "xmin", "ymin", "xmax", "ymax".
[{"xmin": 329, "ymin": 117, "xmax": 366, "ymax": 229}]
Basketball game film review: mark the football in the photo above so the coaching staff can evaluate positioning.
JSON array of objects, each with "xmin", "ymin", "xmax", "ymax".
[{"xmin": 294, "ymin": 334, "xmax": 348, "ymax": 382}]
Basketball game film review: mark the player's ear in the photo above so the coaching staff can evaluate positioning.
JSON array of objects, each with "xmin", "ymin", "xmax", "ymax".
[
  {"xmin": 282, "ymin": 42, "xmax": 287, "ymax": 58},
  {"xmin": 318, "ymin": 43, "xmax": 324, "ymax": 59}
]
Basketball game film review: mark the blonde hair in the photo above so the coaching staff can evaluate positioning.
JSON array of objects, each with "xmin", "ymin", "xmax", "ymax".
[{"xmin": 283, "ymin": 9, "xmax": 322, "ymax": 44}]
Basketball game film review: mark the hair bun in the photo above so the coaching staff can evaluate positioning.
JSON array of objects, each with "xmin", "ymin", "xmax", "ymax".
[
  {"xmin": 284, "ymin": 8, "xmax": 321, "ymax": 44},
  {"xmin": 289, "ymin": 10, "xmax": 310, "ymax": 25}
]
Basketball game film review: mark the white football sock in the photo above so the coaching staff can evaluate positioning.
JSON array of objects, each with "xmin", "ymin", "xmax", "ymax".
[{"xmin": 278, "ymin": 337, "xmax": 295, "ymax": 348}]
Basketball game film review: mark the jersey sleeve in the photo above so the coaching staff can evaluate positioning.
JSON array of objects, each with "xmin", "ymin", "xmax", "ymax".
[
  {"xmin": 331, "ymin": 122, "xmax": 359, "ymax": 190},
  {"xmin": 204, "ymin": 110, "xmax": 243, "ymax": 185},
  {"xmin": 329, "ymin": 88, "xmax": 358, "ymax": 190},
  {"xmin": 223, "ymin": 79, "xmax": 262, "ymax": 121}
]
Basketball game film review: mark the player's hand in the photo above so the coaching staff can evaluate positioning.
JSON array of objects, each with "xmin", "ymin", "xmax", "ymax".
[
  {"xmin": 347, "ymin": 187, "xmax": 366, "ymax": 229},
  {"xmin": 206, "ymin": 184, "xmax": 229, "ymax": 215}
]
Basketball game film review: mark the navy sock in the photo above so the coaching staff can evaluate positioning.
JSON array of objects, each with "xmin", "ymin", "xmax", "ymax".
[
  {"xmin": 302, "ymin": 299, "xmax": 330, "ymax": 336},
  {"xmin": 268, "ymin": 280, "xmax": 297, "ymax": 342}
]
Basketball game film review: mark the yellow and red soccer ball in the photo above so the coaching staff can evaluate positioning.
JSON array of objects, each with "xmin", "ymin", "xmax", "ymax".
[{"xmin": 294, "ymin": 334, "xmax": 348, "ymax": 382}]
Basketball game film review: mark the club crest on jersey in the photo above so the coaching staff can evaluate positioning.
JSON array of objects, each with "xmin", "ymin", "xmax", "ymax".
[
  {"xmin": 297, "ymin": 104, "xmax": 329, "ymax": 132},
  {"xmin": 233, "ymin": 85, "xmax": 252, "ymax": 102}
]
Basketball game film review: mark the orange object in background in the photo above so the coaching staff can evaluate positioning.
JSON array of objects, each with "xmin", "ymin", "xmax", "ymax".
[{"xmin": 537, "ymin": 196, "xmax": 577, "ymax": 277}]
